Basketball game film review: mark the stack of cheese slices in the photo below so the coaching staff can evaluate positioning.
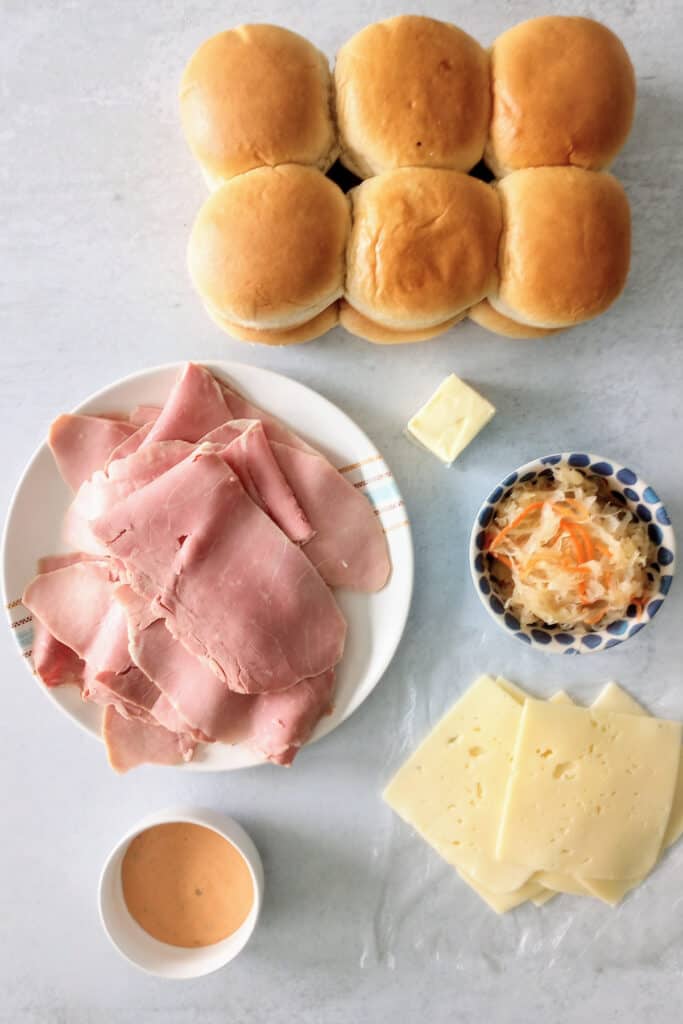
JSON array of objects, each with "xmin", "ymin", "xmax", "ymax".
[
  {"xmin": 384, "ymin": 675, "xmax": 683, "ymax": 912},
  {"xmin": 180, "ymin": 15, "xmax": 635, "ymax": 346}
]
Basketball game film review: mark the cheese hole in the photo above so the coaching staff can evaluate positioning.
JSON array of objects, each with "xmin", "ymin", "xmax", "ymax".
[
  {"xmin": 552, "ymin": 761, "xmax": 576, "ymax": 780},
  {"xmin": 451, "ymin": 840, "xmax": 461, "ymax": 847},
  {"xmin": 447, "ymin": 735, "xmax": 460, "ymax": 745},
  {"xmin": 539, "ymin": 749, "xmax": 553, "ymax": 759},
  {"xmin": 475, "ymin": 783, "xmax": 483, "ymax": 800},
  {"xmin": 468, "ymin": 746, "xmax": 483, "ymax": 757}
]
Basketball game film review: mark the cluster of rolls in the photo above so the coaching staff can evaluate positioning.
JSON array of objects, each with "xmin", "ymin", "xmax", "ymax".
[{"xmin": 181, "ymin": 15, "xmax": 635, "ymax": 345}]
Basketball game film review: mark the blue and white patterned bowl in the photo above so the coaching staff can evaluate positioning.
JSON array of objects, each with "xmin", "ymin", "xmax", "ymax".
[{"xmin": 469, "ymin": 453, "xmax": 676, "ymax": 655}]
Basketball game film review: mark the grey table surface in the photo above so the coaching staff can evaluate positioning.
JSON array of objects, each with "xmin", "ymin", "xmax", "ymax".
[{"xmin": 2, "ymin": 0, "xmax": 683, "ymax": 1021}]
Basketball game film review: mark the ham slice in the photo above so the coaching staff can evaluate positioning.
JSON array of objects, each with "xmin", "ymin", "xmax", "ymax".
[
  {"xmin": 221, "ymin": 381, "xmax": 316, "ymax": 453},
  {"xmin": 203, "ymin": 420, "xmax": 313, "ymax": 544},
  {"xmin": 103, "ymin": 706, "xmax": 194, "ymax": 773},
  {"xmin": 120, "ymin": 586, "xmax": 334, "ymax": 763},
  {"xmin": 249, "ymin": 668, "xmax": 335, "ymax": 765},
  {"xmin": 64, "ymin": 440, "xmax": 195, "ymax": 553},
  {"xmin": 129, "ymin": 405, "xmax": 161, "ymax": 426},
  {"xmin": 32, "ymin": 618, "xmax": 85, "ymax": 689},
  {"xmin": 23, "ymin": 561, "xmax": 194, "ymax": 736},
  {"xmin": 143, "ymin": 362, "xmax": 230, "ymax": 445},
  {"xmin": 49, "ymin": 414, "xmax": 137, "ymax": 491},
  {"xmin": 217, "ymin": 371, "xmax": 391, "ymax": 591},
  {"xmin": 270, "ymin": 442, "xmax": 391, "ymax": 590},
  {"xmin": 91, "ymin": 449, "xmax": 347, "ymax": 694},
  {"xmin": 106, "ymin": 420, "xmax": 154, "ymax": 466}
]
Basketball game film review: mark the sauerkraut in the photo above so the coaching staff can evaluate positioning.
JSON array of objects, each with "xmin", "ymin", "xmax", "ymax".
[{"xmin": 485, "ymin": 465, "xmax": 655, "ymax": 629}]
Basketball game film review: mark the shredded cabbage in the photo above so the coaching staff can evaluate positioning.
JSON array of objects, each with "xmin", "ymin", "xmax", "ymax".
[{"xmin": 486, "ymin": 465, "xmax": 655, "ymax": 629}]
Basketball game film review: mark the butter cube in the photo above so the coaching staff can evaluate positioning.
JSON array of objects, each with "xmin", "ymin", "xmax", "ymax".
[{"xmin": 406, "ymin": 374, "xmax": 495, "ymax": 465}]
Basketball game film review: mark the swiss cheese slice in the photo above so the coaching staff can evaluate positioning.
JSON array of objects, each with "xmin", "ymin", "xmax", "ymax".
[
  {"xmin": 456, "ymin": 868, "xmax": 547, "ymax": 914},
  {"xmin": 383, "ymin": 675, "xmax": 533, "ymax": 893},
  {"xmin": 592, "ymin": 682, "xmax": 683, "ymax": 851},
  {"xmin": 497, "ymin": 699, "xmax": 682, "ymax": 879}
]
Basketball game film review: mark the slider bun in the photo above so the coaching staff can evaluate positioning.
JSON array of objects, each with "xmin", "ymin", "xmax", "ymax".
[
  {"xmin": 487, "ymin": 16, "xmax": 636, "ymax": 176},
  {"xmin": 340, "ymin": 301, "xmax": 464, "ymax": 344},
  {"xmin": 345, "ymin": 168, "xmax": 501, "ymax": 330},
  {"xmin": 206, "ymin": 304, "xmax": 339, "ymax": 345},
  {"xmin": 493, "ymin": 167, "xmax": 631, "ymax": 329},
  {"xmin": 188, "ymin": 164, "xmax": 349, "ymax": 331},
  {"xmin": 180, "ymin": 24, "xmax": 337, "ymax": 186},
  {"xmin": 468, "ymin": 300, "xmax": 562, "ymax": 339},
  {"xmin": 335, "ymin": 15, "xmax": 490, "ymax": 178}
]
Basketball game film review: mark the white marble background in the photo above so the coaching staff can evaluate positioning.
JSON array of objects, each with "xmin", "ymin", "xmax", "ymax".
[{"xmin": 2, "ymin": 0, "xmax": 683, "ymax": 1020}]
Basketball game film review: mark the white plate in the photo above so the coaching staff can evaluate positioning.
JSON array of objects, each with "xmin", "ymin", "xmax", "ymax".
[{"xmin": 3, "ymin": 361, "xmax": 413, "ymax": 770}]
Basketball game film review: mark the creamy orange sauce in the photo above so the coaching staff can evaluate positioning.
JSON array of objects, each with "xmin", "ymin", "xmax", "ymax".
[{"xmin": 121, "ymin": 822, "xmax": 254, "ymax": 948}]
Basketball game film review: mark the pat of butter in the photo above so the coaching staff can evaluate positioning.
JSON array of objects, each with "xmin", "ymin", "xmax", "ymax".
[{"xmin": 406, "ymin": 374, "xmax": 495, "ymax": 465}]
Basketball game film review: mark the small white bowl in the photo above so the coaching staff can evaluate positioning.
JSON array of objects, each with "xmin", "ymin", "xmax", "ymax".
[{"xmin": 98, "ymin": 807, "xmax": 264, "ymax": 978}]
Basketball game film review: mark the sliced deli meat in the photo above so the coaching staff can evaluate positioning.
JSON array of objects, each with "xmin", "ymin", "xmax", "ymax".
[
  {"xmin": 26, "ymin": 361, "xmax": 392, "ymax": 771},
  {"xmin": 249, "ymin": 668, "xmax": 336, "ymax": 766},
  {"xmin": 49, "ymin": 414, "xmax": 138, "ymax": 491},
  {"xmin": 32, "ymin": 618, "xmax": 85, "ymax": 689},
  {"xmin": 203, "ymin": 420, "xmax": 314, "ymax": 544},
  {"xmin": 270, "ymin": 441, "xmax": 391, "ymax": 590},
  {"xmin": 23, "ymin": 561, "xmax": 194, "ymax": 737},
  {"xmin": 103, "ymin": 706, "xmax": 195, "ymax": 773},
  {"xmin": 91, "ymin": 449, "xmax": 347, "ymax": 694},
  {"xmin": 143, "ymin": 362, "xmax": 231, "ymax": 444},
  {"xmin": 120, "ymin": 586, "xmax": 335, "ymax": 763}
]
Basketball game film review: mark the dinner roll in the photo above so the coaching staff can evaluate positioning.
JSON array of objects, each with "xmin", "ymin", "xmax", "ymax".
[
  {"xmin": 206, "ymin": 304, "xmax": 339, "ymax": 346},
  {"xmin": 487, "ymin": 16, "xmax": 636, "ymax": 176},
  {"xmin": 339, "ymin": 301, "xmax": 465, "ymax": 344},
  {"xmin": 468, "ymin": 300, "xmax": 561, "ymax": 339},
  {"xmin": 180, "ymin": 25, "xmax": 337, "ymax": 187},
  {"xmin": 335, "ymin": 16, "xmax": 490, "ymax": 178},
  {"xmin": 345, "ymin": 168, "xmax": 501, "ymax": 331},
  {"xmin": 492, "ymin": 167, "xmax": 631, "ymax": 329},
  {"xmin": 188, "ymin": 164, "xmax": 349, "ymax": 332}
]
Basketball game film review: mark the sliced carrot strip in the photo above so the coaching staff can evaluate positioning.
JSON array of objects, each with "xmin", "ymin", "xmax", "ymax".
[
  {"xmin": 489, "ymin": 502, "xmax": 545, "ymax": 550},
  {"xmin": 574, "ymin": 523, "xmax": 595, "ymax": 562},
  {"xmin": 560, "ymin": 520, "xmax": 586, "ymax": 562},
  {"xmin": 552, "ymin": 498, "xmax": 589, "ymax": 519}
]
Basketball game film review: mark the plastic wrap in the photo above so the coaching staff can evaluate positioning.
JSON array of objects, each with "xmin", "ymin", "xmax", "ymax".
[{"xmin": 359, "ymin": 647, "xmax": 683, "ymax": 973}]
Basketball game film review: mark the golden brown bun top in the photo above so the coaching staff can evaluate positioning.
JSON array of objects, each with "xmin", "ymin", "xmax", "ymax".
[
  {"xmin": 188, "ymin": 164, "xmax": 349, "ymax": 330},
  {"xmin": 488, "ymin": 16, "xmax": 636, "ymax": 175},
  {"xmin": 180, "ymin": 24, "xmax": 337, "ymax": 184},
  {"xmin": 468, "ymin": 300, "xmax": 561, "ymax": 339},
  {"xmin": 495, "ymin": 167, "xmax": 631, "ymax": 328},
  {"xmin": 345, "ymin": 168, "xmax": 501, "ymax": 330},
  {"xmin": 335, "ymin": 15, "xmax": 490, "ymax": 177}
]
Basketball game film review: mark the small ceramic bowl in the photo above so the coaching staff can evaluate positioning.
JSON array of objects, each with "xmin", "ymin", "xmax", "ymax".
[
  {"xmin": 469, "ymin": 453, "xmax": 676, "ymax": 655},
  {"xmin": 98, "ymin": 807, "xmax": 264, "ymax": 978}
]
